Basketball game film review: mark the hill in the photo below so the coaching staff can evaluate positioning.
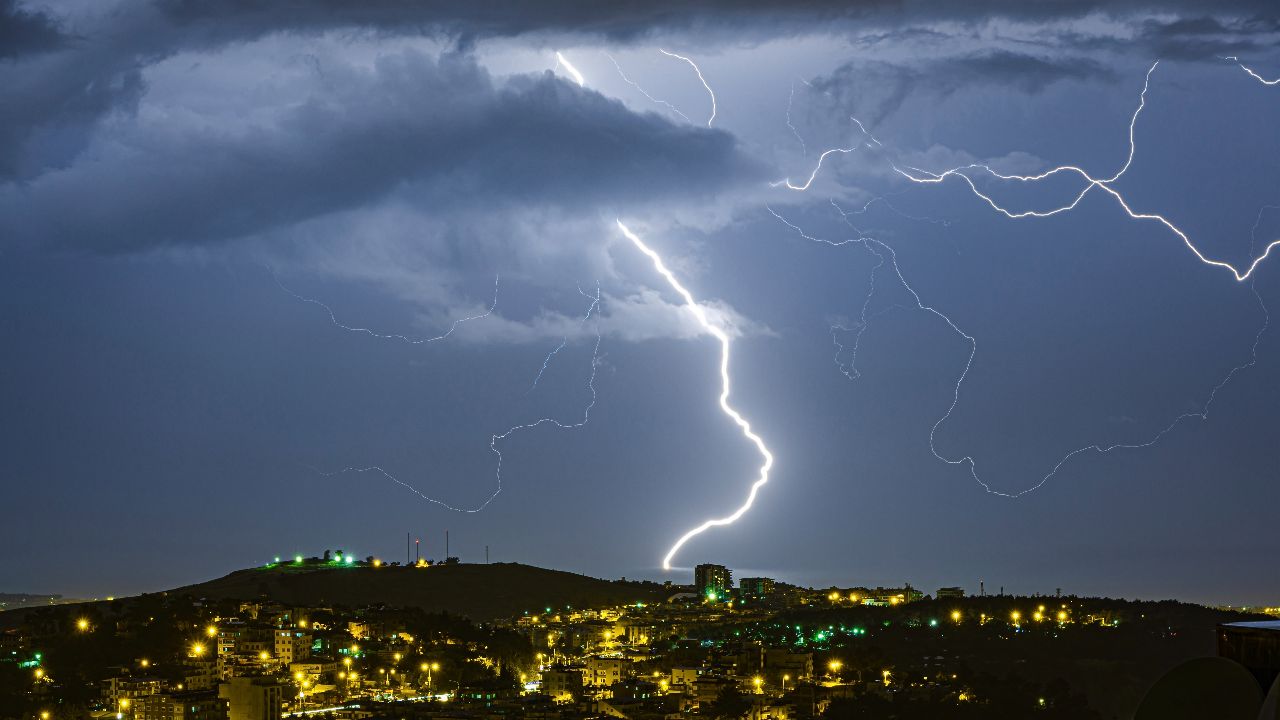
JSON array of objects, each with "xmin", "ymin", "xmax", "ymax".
[{"xmin": 168, "ymin": 562, "xmax": 674, "ymax": 620}]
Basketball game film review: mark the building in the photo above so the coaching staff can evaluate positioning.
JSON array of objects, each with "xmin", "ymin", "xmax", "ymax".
[
  {"xmin": 137, "ymin": 691, "xmax": 228, "ymax": 720},
  {"xmin": 695, "ymin": 564, "xmax": 732, "ymax": 600},
  {"xmin": 541, "ymin": 665, "xmax": 585, "ymax": 699},
  {"xmin": 585, "ymin": 656, "xmax": 628, "ymax": 687},
  {"xmin": 273, "ymin": 630, "xmax": 311, "ymax": 664},
  {"xmin": 217, "ymin": 677, "xmax": 283, "ymax": 720},
  {"xmin": 104, "ymin": 677, "xmax": 163, "ymax": 710},
  {"xmin": 670, "ymin": 666, "xmax": 702, "ymax": 693},
  {"xmin": 739, "ymin": 577, "xmax": 775, "ymax": 599},
  {"xmin": 1218, "ymin": 621, "xmax": 1280, "ymax": 689},
  {"xmin": 936, "ymin": 587, "xmax": 965, "ymax": 599}
]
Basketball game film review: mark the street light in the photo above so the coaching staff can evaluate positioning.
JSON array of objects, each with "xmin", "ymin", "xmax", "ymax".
[
  {"xmin": 828, "ymin": 660, "xmax": 842, "ymax": 677},
  {"xmin": 76, "ymin": 618, "xmax": 89, "ymax": 632},
  {"xmin": 782, "ymin": 674, "xmax": 790, "ymax": 691}
]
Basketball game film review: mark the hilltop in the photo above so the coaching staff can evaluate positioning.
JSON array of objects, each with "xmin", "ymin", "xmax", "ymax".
[{"xmin": 167, "ymin": 561, "xmax": 674, "ymax": 620}]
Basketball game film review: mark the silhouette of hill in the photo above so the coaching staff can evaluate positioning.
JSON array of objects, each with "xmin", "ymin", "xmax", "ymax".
[{"xmin": 169, "ymin": 562, "xmax": 673, "ymax": 619}]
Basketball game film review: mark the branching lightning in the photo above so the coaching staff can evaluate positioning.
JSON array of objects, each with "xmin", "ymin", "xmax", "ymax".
[
  {"xmin": 276, "ymin": 273, "xmax": 499, "ymax": 345},
  {"xmin": 555, "ymin": 51, "xmax": 585, "ymax": 87},
  {"xmin": 1224, "ymin": 56, "xmax": 1280, "ymax": 86},
  {"xmin": 605, "ymin": 52, "xmax": 692, "ymax": 123},
  {"xmin": 786, "ymin": 81, "xmax": 808, "ymax": 156},
  {"xmin": 316, "ymin": 283, "xmax": 603, "ymax": 512},
  {"xmin": 771, "ymin": 116, "xmax": 881, "ymax": 191},
  {"xmin": 616, "ymin": 220, "xmax": 773, "ymax": 570},
  {"xmin": 893, "ymin": 61, "xmax": 1280, "ymax": 283},
  {"xmin": 658, "ymin": 49, "xmax": 717, "ymax": 127},
  {"xmin": 768, "ymin": 195, "xmax": 1270, "ymax": 497}
]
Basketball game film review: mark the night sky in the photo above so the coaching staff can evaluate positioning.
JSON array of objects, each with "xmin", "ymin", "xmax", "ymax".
[{"xmin": 3, "ymin": 0, "xmax": 1279, "ymax": 605}]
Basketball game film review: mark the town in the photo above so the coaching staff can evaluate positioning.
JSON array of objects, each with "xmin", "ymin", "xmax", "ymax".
[{"xmin": 4, "ymin": 553, "xmax": 1278, "ymax": 720}]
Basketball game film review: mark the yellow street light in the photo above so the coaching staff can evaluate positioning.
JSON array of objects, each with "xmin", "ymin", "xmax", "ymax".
[
  {"xmin": 1057, "ymin": 610, "xmax": 1068, "ymax": 622},
  {"xmin": 118, "ymin": 699, "xmax": 130, "ymax": 710},
  {"xmin": 1010, "ymin": 611, "xmax": 1021, "ymax": 624},
  {"xmin": 951, "ymin": 610, "xmax": 962, "ymax": 622},
  {"xmin": 191, "ymin": 643, "xmax": 206, "ymax": 657},
  {"xmin": 258, "ymin": 651, "xmax": 270, "ymax": 662},
  {"xmin": 139, "ymin": 659, "xmax": 149, "ymax": 668},
  {"xmin": 394, "ymin": 653, "xmax": 402, "ymax": 662},
  {"xmin": 752, "ymin": 676, "xmax": 763, "ymax": 693},
  {"xmin": 828, "ymin": 660, "xmax": 842, "ymax": 674},
  {"xmin": 34, "ymin": 668, "xmax": 44, "ymax": 680},
  {"xmin": 205, "ymin": 625, "xmax": 217, "ymax": 637},
  {"xmin": 76, "ymin": 618, "xmax": 89, "ymax": 632}
]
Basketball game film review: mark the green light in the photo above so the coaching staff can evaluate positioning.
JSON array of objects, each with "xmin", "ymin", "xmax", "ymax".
[
  {"xmin": 929, "ymin": 619, "xmax": 938, "ymax": 627},
  {"xmin": 295, "ymin": 556, "xmax": 302, "ymax": 563},
  {"xmin": 274, "ymin": 557, "xmax": 281, "ymax": 563},
  {"xmin": 345, "ymin": 556, "xmax": 354, "ymax": 564}
]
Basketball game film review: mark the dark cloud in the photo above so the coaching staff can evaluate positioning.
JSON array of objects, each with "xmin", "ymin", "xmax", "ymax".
[
  {"xmin": 1, "ymin": 0, "xmax": 1274, "ymax": 182},
  {"xmin": 0, "ymin": 0, "xmax": 63, "ymax": 58},
  {"xmin": 809, "ymin": 50, "xmax": 1116, "ymax": 126},
  {"xmin": 151, "ymin": 0, "xmax": 1280, "ymax": 44},
  {"xmin": 0, "ymin": 50, "xmax": 764, "ymax": 252}
]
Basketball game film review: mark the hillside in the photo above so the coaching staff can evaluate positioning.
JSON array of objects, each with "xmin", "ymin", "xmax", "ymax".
[{"xmin": 168, "ymin": 562, "xmax": 674, "ymax": 620}]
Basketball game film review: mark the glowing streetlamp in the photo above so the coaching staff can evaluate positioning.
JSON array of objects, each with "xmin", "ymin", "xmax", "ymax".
[
  {"xmin": 752, "ymin": 676, "xmax": 763, "ymax": 694},
  {"xmin": 951, "ymin": 610, "xmax": 962, "ymax": 622},
  {"xmin": 76, "ymin": 618, "xmax": 89, "ymax": 632},
  {"xmin": 828, "ymin": 660, "xmax": 842, "ymax": 677}
]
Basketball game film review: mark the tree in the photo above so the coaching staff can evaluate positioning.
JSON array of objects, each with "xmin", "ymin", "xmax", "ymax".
[{"xmin": 707, "ymin": 685, "xmax": 752, "ymax": 719}]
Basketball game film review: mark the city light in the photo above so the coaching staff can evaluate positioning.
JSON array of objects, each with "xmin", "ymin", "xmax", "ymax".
[
  {"xmin": 191, "ymin": 643, "xmax": 206, "ymax": 656},
  {"xmin": 951, "ymin": 610, "xmax": 962, "ymax": 622},
  {"xmin": 205, "ymin": 625, "xmax": 217, "ymax": 637},
  {"xmin": 75, "ymin": 618, "xmax": 89, "ymax": 632}
]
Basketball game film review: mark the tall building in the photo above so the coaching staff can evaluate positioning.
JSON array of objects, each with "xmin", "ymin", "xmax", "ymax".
[
  {"xmin": 739, "ymin": 577, "xmax": 774, "ymax": 599},
  {"xmin": 694, "ymin": 564, "xmax": 732, "ymax": 599},
  {"xmin": 217, "ymin": 677, "xmax": 283, "ymax": 720}
]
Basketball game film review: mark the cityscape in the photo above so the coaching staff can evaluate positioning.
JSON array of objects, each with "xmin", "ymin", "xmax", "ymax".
[
  {"xmin": 5, "ymin": 0, "xmax": 1280, "ymax": 718},
  {"xmin": 2, "ymin": 553, "xmax": 1279, "ymax": 719}
]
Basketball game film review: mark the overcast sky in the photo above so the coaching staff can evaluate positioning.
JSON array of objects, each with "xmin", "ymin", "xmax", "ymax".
[{"xmin": 3, "ymin": 0, "xmax": 1279, "ymax": 605}]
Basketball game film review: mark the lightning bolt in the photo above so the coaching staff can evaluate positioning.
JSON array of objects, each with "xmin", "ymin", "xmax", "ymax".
[
  {"xmin": 893, "ymin": 61, "xmax": 1280, "ymax": 283},
  {"xmin": 316, "ymin": 283, "xmax": 602, "ymax": 512},
  {"xmin": 605, "ymin": 52, "xmax": 692, "ymax": 123},
  {"xmin": 555, "ymin": 51, "xmax": 585, "ymax": 87},
  {"xmin": 659, "ymin": 49, "xmax": 717, "ymax": 127},
  {"xmin": 1224, "ymin": 56, "xmax": 1280, "ymax": 86},
  {"xmin": 615, "ymin": 220, "xmax": 774, "ymax": 571}
]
